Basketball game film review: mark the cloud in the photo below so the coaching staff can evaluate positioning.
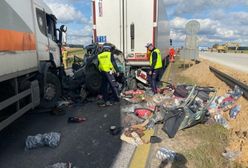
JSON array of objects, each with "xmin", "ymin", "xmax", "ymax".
[
  {"xmin": 169, "ymin": 16, "xmax": 248, "ymax": 47},
  {"xmin": 67, "ymin": 25, "xmax": 92, "ymax": 45},
  {"xmin": 45, "ymin": 2, "xmax": 88, "ymax": 24},
  {"xmin": 165, "ymin": 0, "xmax": 248, "ymax": 46},
  {"xmin": 164, "ymin": 0, "xmax": 235, "ymax": 17},
  {"xmin": 44, "ymin": 0, "xmax": 92, "ymax": 45}
]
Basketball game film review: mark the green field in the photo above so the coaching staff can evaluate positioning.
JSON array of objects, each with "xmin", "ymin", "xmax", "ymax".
[
  {"xmin": 65, "ymin": 48, "xmax": 85, "ymax": 68},
  {"xmin": 67, "ymin": 48, "xmax": 85, "ymax": 58}
]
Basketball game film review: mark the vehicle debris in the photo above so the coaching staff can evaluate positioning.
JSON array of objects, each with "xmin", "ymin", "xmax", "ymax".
[
  {"xmin": 68, "ymin": 116, "xmax": 86, "ymax": 123},
  {"xmin": 109, "ymin": 126, "xmax": 123, "ymax": 136},
  {"xmin": 121, "ymin": 83, "xmax": 217, "ymax": 141},
  {"xmin": 45, "ymin": 162, "xmax": 77, "ymax": 168}
]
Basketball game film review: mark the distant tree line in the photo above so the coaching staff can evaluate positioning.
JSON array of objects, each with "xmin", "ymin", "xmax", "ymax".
[
  {"xmin": 212, "ymin": 43, "xmax": 248, "ymax": 50},
  {"xmin": 67, "ymin": 44, "xmax": 84, "ymax": 48}
]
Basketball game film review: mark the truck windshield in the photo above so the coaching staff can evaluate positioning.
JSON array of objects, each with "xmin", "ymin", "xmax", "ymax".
[{"xmin": 46, "ymin": 15, "xmax": 57, "ymax": 42}]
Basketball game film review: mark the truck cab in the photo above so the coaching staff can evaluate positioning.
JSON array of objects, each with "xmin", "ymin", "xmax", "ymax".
[
  {"xmin": 0, "ymin": 0, "xmax": 67, "ymax": 131},
  {"xmin": 33, "ymin": 0, "xmax": 63, "ymax": 67}
]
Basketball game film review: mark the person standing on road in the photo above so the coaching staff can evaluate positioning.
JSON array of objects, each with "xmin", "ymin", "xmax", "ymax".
[
  {"xmin": 169, "ymin": 47, "xmax": 175, "ymax": 63},
  {"xmin": 146, "ymin": 43, "xmax": 163, "ymax": 94},
  {"xmin": 98, "ymin": 44, "xmax": 120, "ymax": 106}
]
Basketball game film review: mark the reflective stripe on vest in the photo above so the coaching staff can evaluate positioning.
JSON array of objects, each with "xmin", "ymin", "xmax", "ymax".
[
  {"xmin": 98, "ymin": 51, "xmax": 114, "ymax": 72},
  {"xmin": 150, "ymin": 48, "xmax": 162, "ymax": 69}
]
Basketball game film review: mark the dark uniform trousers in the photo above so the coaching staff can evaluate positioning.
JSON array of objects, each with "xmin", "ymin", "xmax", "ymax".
[{"xmin": 101, "ymin": 72, "xmax": 119, "ymax": 102}]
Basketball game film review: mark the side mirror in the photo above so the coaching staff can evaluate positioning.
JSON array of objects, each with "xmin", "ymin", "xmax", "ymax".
[
  {"xmin": 57, "ymin": 25, "xmax": 67, "ymax": 45},
  {"xmin": 60, "ymin": 25, "xmax": 67, "ymax": 33}
]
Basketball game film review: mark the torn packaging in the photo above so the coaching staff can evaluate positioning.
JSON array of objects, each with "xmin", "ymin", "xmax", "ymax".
[
  {"xmin": 124, "ymin": 127, "xmax": 145, "ymax": 138},
  {"xmin": 120, "ymin": 128, "xmax": 146, "ymax": 146}
]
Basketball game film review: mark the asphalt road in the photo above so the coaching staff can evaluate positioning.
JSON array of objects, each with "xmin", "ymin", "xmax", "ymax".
[
  {"xmin": 0, "ymin": 102, "xmax": 123, "ymax": 168},
  {"xmin": 200, "ymin": 52, "xmax": 248, "ymax": 73}
]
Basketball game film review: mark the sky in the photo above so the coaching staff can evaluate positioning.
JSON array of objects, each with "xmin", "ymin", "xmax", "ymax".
[{"xmin": 44, "ymin": 0, "xmax": 248, "ymax": 47}]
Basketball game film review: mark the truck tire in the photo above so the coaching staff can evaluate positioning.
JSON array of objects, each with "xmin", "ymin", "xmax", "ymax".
[
  {"xmin": 40, "ymin": 72, "xmax": 61, "ymax": 108},
  {"xmin": 85, "ymin": 64, "xmax": 102, "ymax": 93},
  {"xmin": 86, "ymin": 72, "xmax": 102, "ymax": 93}
]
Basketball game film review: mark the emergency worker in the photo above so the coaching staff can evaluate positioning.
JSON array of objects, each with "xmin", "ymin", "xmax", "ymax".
[
  {"xmin": 98, "ymin": 45, "xmax": 120, "ymax": 106},
  {"xmin": 62, "ymin": 47, "xmax": 68, "ymax": 69},
  {"xmin": 169, "ymin": 47, "xmax": 175, "ymax": 63},
  {"xmin": 145, "ymin": 43, "xmax": 163, "ymax": 94}
]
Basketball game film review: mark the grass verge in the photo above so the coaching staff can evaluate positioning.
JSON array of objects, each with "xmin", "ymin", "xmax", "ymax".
[{"xmin": 181, "ymin": 124, "xmax": 229, "ymax": 168}]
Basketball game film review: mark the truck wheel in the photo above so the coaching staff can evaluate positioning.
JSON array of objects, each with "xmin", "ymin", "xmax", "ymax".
[
  {"xmin": 40, "ymin": 72, "xmax": 61, "ymax": 108},
  {"xmin": 86, "ymin": 72, "xmax": 102, "ymax": 93},
  {"xmin": 85, "ymin": 64, "xmax": 102, "ymax": 93}
]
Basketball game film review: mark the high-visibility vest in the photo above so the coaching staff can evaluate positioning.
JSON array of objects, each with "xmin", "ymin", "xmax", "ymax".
[
  {"xmin": 150, "ymin": 48, "xmax": 162, "ymax": 69},
  {"xmin": 98, "ymin": 51, "xmax": 114, "ymax": 72}
]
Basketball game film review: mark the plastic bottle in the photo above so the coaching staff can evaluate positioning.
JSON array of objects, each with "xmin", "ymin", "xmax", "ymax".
[
  {"xmin": 214, "ymin": 113, "xmax": 229, "ymax": 129},
  {"xmin": 156, "ymin": 148, "xmax": 176, "ymax": 161},
  {"xmin": 229, "ymin": 105, "xmax": 241, "ymax": 119},
  {"xmin": 231, "ymin": 85, "xmax": 243, "ymax": 100}
]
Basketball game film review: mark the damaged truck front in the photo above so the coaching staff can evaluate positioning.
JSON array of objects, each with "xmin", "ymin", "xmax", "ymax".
[{"xmin": 0, "ymin": 0, "xmax": 67, "ymax": 131}]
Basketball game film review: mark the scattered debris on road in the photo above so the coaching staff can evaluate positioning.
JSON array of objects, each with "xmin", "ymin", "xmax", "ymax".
[
  {"xmin": 45, "ymin": 162, "xmax": 77, "ymax": 168},
  {"xmin": 180, "ymin": 59, "xmax": 248, "ymax": 165},
  {"xmin": 67, "ymin": 116, "xmax": 86, "ymax": 123},
  {"xmin": 25, "ymin": 132, "xmax": 61, "ymax": 150},
  {"xmin": 150, "ymin": 136, "xmax": 162, "ymax": 144},
  {"xmin": 109, "ymin": 125, "xmax": 123, "ymax": 136}
]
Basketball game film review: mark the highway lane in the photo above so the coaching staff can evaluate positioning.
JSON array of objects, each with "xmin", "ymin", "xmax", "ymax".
[
  {"xmin": 0, "ymin": 102, "xmax": 124, "ymax": 168},
  {"xmin": 200, "ymin": 52, "xmax": 248, "ymax": 73}
]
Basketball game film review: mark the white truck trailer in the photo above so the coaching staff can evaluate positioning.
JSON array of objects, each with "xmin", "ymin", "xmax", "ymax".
[
  {"xmin": 0, "ymin": 0, "xmax": 67, "ymax": 130},
  {"xmin": 92, "ymin": 0, "xmax": 170, "ymax": 66}
]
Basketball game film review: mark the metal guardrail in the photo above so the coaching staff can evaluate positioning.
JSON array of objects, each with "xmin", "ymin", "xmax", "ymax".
[{"xmin": 209, "ymin": 66, "xmax": 248, "ymax": 100}]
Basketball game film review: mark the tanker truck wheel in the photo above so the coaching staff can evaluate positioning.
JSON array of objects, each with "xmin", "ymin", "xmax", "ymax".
[{"xmin": 40, "ymin": 72, "xmax": 61, "ymax": 108}]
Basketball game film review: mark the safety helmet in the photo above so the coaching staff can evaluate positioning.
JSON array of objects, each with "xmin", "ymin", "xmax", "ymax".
[{"xmin": 145, "ymin": 43, "xmax": 153, "ymax": 48}]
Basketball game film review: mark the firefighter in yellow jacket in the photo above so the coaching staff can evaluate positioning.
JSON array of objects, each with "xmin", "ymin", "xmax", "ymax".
[
  {"xmin": 145, "ymin": 43, "xmax": 163, "ymax": 94},
  {"xmin": 98, "ymin": 44, "xmax": 120, "ymax": 106},
  {"xmin": 62, "ymin": 47, "xmax": 68, "ymax": 69}
]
